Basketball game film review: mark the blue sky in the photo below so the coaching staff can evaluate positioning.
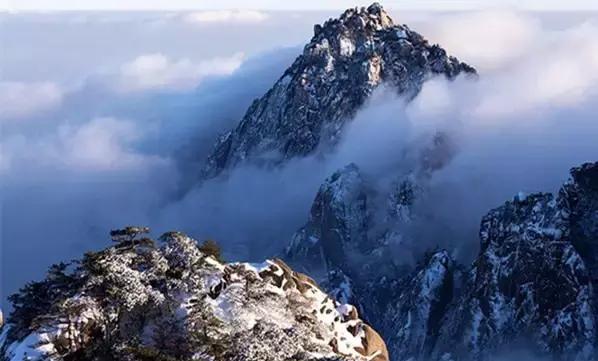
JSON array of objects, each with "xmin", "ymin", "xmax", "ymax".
[{"xmin": 3, "ymin": 0, "xmax": 598, "ymax": 11}]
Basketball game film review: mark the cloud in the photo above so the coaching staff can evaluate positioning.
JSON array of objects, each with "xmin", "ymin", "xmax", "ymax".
[
  {"xmin": 53, "ymin": 117, "xmax": 167, "ymax": 171},
  {"xmin": 0, "ymin": 45, "xmax": 296, "ymax": 306},
  {"xmin": 471, "ymin": 23, "xmax": 598, "ymax": 116},
  {"xmin": 424, "ymin": 11, "xmax": 542, "ymax": 71},
  {"xmin": 321, "ymin": 12, "xmax": 598, "ymax": 262},
  {"xmin": 183, "ymin": 10, "xmax": 269, "ymax": 24},
  {"xmin": 117, "ymin": 52, "xmax": 244, "ymax": 92},
  {"xmin": 0, "ymin": 117, "xmax": 169, "ymax": 176},
  {"xmin": 0, "ymin": 81, "xmax": 63, "ymax": 121}
]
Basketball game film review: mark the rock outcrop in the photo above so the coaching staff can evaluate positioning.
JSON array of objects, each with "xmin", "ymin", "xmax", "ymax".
[
  {"xmin": 1, "ymin": 232, "xmax": 388, "ymax": 361},
  {"xmin": 433, "ymin": 189, "xmax": 595, "ymax": 361},
  {"xmin": 202, "ymin": 3, "xmax": 475, "ymax": 178},
  {"xmin": 382, "ymin": 251, "xmax": 455, "ymax": 361},
  {"xmin": 286, "ymin": 162, "xmax": 598, "ymax": 361},
  {"xmin": 286, "ymin": 163, "xmax": 371, "ymax": 273}
]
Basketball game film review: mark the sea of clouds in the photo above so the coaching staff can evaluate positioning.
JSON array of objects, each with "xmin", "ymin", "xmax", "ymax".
[{"xmin": 1, "ymin": 8, "xmax": 598, "ymax": 309}]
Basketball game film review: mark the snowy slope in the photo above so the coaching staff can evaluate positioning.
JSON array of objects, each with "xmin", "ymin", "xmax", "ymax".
[{"xmin": 1, "ymin": 232, "xmax": 388, "ymax": 361}]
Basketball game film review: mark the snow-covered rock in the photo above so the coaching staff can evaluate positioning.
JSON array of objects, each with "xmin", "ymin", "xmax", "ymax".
[
  {"xmin": 386, "ymin": 163, "xmax": 597, "ymax": 361},
  {"xmin": 1, "ymin": 232, "xmax": 388, "ymax": 361},
  {"xmin": 433, "ymin": 190, "xmax": 595, "ymax": 361},
  {"xmin": 287, "ymin": 161, "xmax": 598, "ymax": 361},
  {"xmin": 286, "ymin": 163, "xmax": 370, "ymax": 274},
  {"xmin": 201, "ymin": 3, "xmax": 475, "ymax": 178},
  {"xmin": 382, "ymin": 251, "xmax": 454, "ymax": 361},
  {"xmin": 284, "ymin": 162, "xmax": 427, "ymax": 351}
]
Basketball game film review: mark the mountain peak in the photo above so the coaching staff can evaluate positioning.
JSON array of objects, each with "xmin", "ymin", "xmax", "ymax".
[
  {"xmin": 342, "ymin": 2, "xmax": 393, "ymax": 29},
  {"xmin": 202, "ymin": 4, "xmax": 475, "ymax": 178},
  {"xmin": 314, "ymin": 2, "xmax": 393, "ymax": 37}
]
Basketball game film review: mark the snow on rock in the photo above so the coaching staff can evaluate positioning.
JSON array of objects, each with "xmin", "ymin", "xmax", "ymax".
[
  {"xmin": 432, "ymin": 186, "xmax": 596, "ymax": 361},
  {"xmin": 284, "ymin": 162, "xmax": 431, "ymax": 353},
  {"xmin": 201, "ymin": 3, "xmax": 475, "ymax": 178},
  {"xmin": 286, "ymin": 163, "xmax": 369, "ymax": 273},
  {"xmin": 1, "ymin": 231, "xmax": 388, "ymax": 361},
  {"xmin": 287, "ymin": 161, "xmax": 598, "ymax": 361},
  {"xmin": 382, "ymin": 251, "xmax": 454, "ymax": 361}
]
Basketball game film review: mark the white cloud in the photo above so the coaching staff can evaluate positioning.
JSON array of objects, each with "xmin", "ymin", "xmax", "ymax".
[
  {"xmin": 5, "ymin": 0, "xmax": 598, "ymax": 11},
  {"xmin": 416, "ymin": 11, "xmax": 598, "ymax": 120},
  {"xmin": 183, "ymin": 10, "xmax": 269, "ymax": 24},
  {"xmin": 468, "ymin": 22, "xmax": 598, "ymax": 118},
  {"xmin": 0, "ymin": 81, "xmax": 63, "ymax": 121},
  {"xmin": 57, "ymin": 117, "xmax": 163, "ymax": 170},
  {"xmin": 117, "ymin": 52, "xmax": 244, "ymax": 92},
  {"xmin": 425, "ymin": 11, "xmax": 541, "ymax": 71},
  {"xmin": 1, "ymin": 117, "xmax": 169, "ymax": 174}
]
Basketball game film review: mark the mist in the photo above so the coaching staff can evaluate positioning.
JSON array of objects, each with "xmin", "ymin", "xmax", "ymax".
[
  {"xmin": 2, "ymin": 8, "xmax": 598, "ymax": 312},
  {"xmin": 0, "ymin": 12, "xmax": 302, "ymax": 305}
]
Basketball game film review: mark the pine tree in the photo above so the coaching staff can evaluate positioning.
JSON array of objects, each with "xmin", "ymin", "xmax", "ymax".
[{"xmin": 198, "ymin": 239, "xmax": 224, "ymax": 263}]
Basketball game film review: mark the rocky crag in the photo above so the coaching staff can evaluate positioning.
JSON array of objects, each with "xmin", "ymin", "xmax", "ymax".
[
  {"xmin": 287, "ymin": 162, "xmax": 598, "ymax": 361},
  {"xmin": 0, "ymin": 230, "xmax": 388, "ymax": 361},
  {"xmin": 201, "ymin": 3, "xmax": 475, "ymax": 178}
]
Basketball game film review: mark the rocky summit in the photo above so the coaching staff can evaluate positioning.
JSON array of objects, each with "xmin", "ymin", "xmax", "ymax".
[
  {"xmin": 201, "ymin": 3, "xmax": 475, "ymax": 178},
  {"xmin": 0, "ymin": 232, "xmax": 388, "ymax": 361}
]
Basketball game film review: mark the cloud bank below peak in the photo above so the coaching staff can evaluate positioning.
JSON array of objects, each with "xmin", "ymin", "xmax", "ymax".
[
  {"xmin": 182, "ymin": 10, "xmax": 270, "ymax": 25},
  {"xmin": 116, "ymin": 52, "xmax": 245, "ymax": 92},
  {"xmin": 0, "ymin": 82, "xmax": 64, "ymax": 121}
]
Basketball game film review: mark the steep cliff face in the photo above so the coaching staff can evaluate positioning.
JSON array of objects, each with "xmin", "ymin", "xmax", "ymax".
[
  {"xmin": 202, "ymin": 3, "xmax": 475, "ymax": 178},
  {"xmin": 434, "ymin": 190, "xmax": 595, "ymax": 361},
  {"xmin": 286, "ymin": 162, "xmax": 598, "ymax": 361},
  {"xmin": 1, "ymin": 232, "xmax": 388, "ymax": 361},
  {"xmin": 390, "ymin": 163, "xmax": 598, "ymax": 361},
  {"xmin": 560, "ymin": 163, "xmax": 598, "ymax": 301},
  {"xmin": 382, "ymin": 251, "xmax": 455, "ymax": 361},
  {"xmin": 286, "ymin": 164, "xmax": 371, "ymax": 273},
  {"xmin": 284, "ymin": 162, "xmax": 425, "ymax": 346}
]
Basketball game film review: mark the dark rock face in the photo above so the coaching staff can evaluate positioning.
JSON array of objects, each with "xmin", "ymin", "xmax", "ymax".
[
  {"xmin": 202, "ymin": 3, "xmax": 475, "ymax": 178},
  {"xmin": 560, "ymin": 163, "xmax": 598, "ymax": 301},
  {"xmin": 382, "ymin": 251, "xmax": 455, "ymax": 361},
  {"xmin": 434, "ymin": 191, "xmax": 595, "ymax": 361},
  {"xmin": 286, "ymin": 161, "xmax": 598, "ymax": 361},
  {"xmin": 284, "ymin": 163, "xmax": 424, "ymax": 351},
  {"xmin": 286, "ymin": 164, "xmax": 371, "ymax": 274}
]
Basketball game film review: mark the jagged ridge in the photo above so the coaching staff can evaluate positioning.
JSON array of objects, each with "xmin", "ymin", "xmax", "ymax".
[
  {"xmin": 202, "ymin": 3, "xmax": 475, "ymax": 178},
  {"xmin": 285, "ymin": 161, "xmax": 598, "ymax": 361}
]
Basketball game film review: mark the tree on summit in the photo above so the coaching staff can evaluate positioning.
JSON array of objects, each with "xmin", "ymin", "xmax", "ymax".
[
  {"xmin": 110, "ymin": 226, "xmax": 150, "ymax": 243},
  {"xmin": 198, "ymin": 239, "xmax": 223, "ymax": 263}
]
